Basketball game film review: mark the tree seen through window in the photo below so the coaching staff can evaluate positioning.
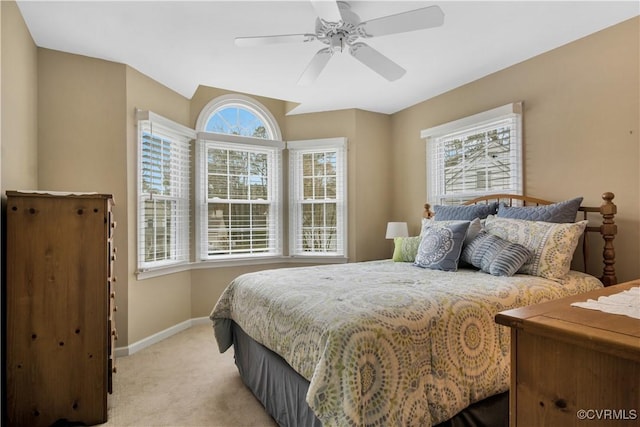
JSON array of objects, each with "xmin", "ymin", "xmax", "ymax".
[
  {"xmin": 202, "ymin": 104, "xmax": 279, "ymax": 257},
  {"xmin": 205, "ymin": 106, "xmax": 269, "ymax": 139}
]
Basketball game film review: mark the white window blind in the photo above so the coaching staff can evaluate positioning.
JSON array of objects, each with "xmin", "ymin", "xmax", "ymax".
[
  {"xmin": 136, "ymin": 110, "xmax": 195, "ymax": 271},
  {"xmin": 422, "ymin": 102, "xmax": 523, "ymax": 205},
  {"xmin": 288, "ymin": 138, "xmax": 347, "ymax": 257},
  {"xmin": 197, "ymin": 133, "xmax": 283, "ymax": 260}
]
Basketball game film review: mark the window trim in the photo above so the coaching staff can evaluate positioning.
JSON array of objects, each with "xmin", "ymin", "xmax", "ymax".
[
  {"xmin": 135, "ymin": 109, "xmax": 196, "ymax": 274},
  {"xmin": 288, "ymin": 137, "xmax": 348, "ymax": 259},
  {"xmin": 421, "ymin": 102, "xmax": 523, "ymax": 205},
  {"xmin": 194, "ymin": 95, "xmax": 285, "ymax": 265},
  {"xmin": 136, "ymin": 97, "xmax": 351, "ymax": 277},
  {"xmin": 195, "ymin": 94, "xmax": 282, "ymax": 141},
  {"xmin": 196, "ymin": 133, "xmax": 284, "ymax": 262}
]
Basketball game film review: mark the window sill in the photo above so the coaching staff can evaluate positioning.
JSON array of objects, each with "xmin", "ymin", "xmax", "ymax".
[
  {"xmin": 136, "ymin": 255, "xmax": 349, "ymax": 280},
  {"xmin": 288, "ymin": 255, "xmax": 349, "ymax": 264},
  {"xmin": 136, "ymin": 262, "xmax": 192, "ymax": 280}
]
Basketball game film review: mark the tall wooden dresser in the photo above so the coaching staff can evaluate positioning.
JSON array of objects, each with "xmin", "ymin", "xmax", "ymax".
[{"xmin": 5, "ymin": 191, "xmax": 117, "ymax": 427}]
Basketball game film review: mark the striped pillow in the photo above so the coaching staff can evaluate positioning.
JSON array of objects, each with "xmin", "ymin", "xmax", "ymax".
[
  {"xmin": 461, "ymin": 231, "xmax": 532, "ymax": 277},
  {"xmin": 484, "ymin": 216, "xmax": 588, "ymax": 280}
]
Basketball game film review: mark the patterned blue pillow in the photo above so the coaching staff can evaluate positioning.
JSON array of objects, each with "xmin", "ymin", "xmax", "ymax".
[
  {"xmin": 461, "ymin": 231, "xmax": 533, "ymax": 276},
  {"xmin": 414, "ymin": 221, "xmax": 470, "ymax": 271},
  {"xmin": 433, "ymin": 202, "xmax": 499, "ymax": 221},
  {"xmin": 497, "ymin": 197, "xmax": 583, "ymax": 223},
  {"xmin": 421, "ymin": 218, "xmax": 482, "ymax": 247}
]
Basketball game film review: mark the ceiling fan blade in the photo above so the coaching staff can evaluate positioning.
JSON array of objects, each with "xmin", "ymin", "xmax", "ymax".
[
  {"xmin": 349, "ymin": 42, "xmax": 406, "ymax": 81},
  {"xmin": 235, "ymin": 34, "xmax": 316, "ymax": 47},
  {"xmin": 310, "ymin": 0, "xmax": 343, "ymax": 22},
  {"xmin": 298, "ymin": 47, "xmax": 333, "ymax": 86},
  {"xmin": 360, "ymin": 5, "xmax": 444, "ymax": 37}
]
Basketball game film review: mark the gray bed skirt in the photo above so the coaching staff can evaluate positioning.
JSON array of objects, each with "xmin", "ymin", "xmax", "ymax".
[{"xmin": 231, "ymin": 321, "xmax": 508, "ymax": 427}]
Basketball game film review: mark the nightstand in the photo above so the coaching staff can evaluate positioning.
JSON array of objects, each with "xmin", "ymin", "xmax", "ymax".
[{"xmin": 495, "ymin": 280, "xmax": 640, "ymax": 427}]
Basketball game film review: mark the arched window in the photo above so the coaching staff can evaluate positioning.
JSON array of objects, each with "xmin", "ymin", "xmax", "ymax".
[
  {"xmin": 196, "ymin": 94, "xmax": 282, "ymax": 140},
  {"xmin": 195, "ymin": 95, "xmax": 284, "ymax": 262}
]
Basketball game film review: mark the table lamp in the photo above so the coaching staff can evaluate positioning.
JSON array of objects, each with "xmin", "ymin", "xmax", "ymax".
[{"xmin": 385, "ymin": 222, "xmax": 408, "ymax": 239}]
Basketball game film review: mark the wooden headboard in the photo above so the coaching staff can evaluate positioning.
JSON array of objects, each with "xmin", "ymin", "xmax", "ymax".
[{"xmin": 423, "ymin": 192, "xmax": 617, "ymax": 286}]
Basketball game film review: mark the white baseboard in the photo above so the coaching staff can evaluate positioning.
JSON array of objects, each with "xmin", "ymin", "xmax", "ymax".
[{"xmin": 115, "ymin": 316, "xmax": 211, "ymax": 357}]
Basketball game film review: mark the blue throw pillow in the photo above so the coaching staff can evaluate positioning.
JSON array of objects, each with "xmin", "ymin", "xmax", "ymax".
[
  {"xmin": 461, "ymin": 231, "xmax": 533, "ymax": 277},
  {"xmin": 496, "ymin": 197, "xmax": 583, "ymax": 223},
  {"xmin": 434, "ymin": 202, "xmax": 499, "ymax": 221},
  {"xmin": 414, "ymin": 221, "xmax": 470, "ymax": 271}
]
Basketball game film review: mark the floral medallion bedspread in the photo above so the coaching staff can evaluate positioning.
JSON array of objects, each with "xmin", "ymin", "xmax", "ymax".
[{"xmin": 210, "ymin": 260, "xmax": 602, "ymax": 427}]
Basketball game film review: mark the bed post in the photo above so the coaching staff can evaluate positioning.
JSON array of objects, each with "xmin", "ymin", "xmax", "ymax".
[{"xmin": 600, "ymin": 192, "xmax": 617, "ymax": 286}]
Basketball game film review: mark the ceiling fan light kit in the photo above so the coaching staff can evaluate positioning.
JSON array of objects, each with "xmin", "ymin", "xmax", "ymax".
[{"xmin": 235, "ymin": 1, "xmax": 444, "ymax": 85}]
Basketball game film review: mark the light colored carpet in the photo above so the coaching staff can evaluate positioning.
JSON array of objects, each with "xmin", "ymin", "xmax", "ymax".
[{"xmin": 100, "ymin": 323, "xmax": 278, "ymax": 427}]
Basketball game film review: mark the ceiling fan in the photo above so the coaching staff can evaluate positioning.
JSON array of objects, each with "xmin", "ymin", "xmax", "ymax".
[{"xmin": 235, "ymin": 1, "xmax": 444, "ymax": 85}]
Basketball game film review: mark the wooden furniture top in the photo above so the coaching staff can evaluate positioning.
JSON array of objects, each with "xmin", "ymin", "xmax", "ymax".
[
  {"xmin": 6, "ymin": 190, "xmax": 113, "ymax": 199},
  {"xmin": 496, "ymin": 280, "xmax": 640, "ymax": 363}
]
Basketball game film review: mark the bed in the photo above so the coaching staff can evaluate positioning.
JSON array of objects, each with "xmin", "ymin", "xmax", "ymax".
[{"xmin": 210, "ymin": 192, "xmax": 618, "ymax": 427}]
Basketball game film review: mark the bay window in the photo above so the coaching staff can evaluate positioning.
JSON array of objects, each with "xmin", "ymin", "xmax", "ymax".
[{"xmin": 137, "ymin": 95, "xmax": 348, "ymax": 276}]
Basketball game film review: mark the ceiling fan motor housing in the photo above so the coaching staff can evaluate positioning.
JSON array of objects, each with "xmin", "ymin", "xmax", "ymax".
[{"xmin": 315, "ymin": 2, "xmax": 361, "ymax": 53}]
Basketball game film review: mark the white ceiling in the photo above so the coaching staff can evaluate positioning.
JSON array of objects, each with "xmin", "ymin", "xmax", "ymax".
[{"xmin": 16, "ymin": 1, "xmax": 639, "ymax": 115}]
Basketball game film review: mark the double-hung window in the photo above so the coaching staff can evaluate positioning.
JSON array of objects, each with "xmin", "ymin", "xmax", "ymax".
[
  {"xmin": 195, "ymin": 95, "xmax": 284, "ymax": 262},
  {"xmin": 197, "ymin": 134, "xmax": 283, "ymax": 260},
  {"xmin": 136, "ymin": 110, "xmax": 195, "ymax": 272},
  {"xmin": 288, "ymin": 138, "xmax": 347, "ymax": 258},
  {"xmin": 421, "ymin": 102, "xmax": 523, "ymax": 205}
]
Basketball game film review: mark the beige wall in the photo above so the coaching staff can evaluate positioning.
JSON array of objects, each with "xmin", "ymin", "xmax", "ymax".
[
  {"xmin": 391, "ymin": 16, "xmax": 640, "ymax": 283},
  {"xmin": 190, "ymin": 262, "xmax": 299, "ymax": 319},
  {"xmin": 353, "ymin": 109, "xmax": 393, "ymax": 260},
  {"xmin": 187, "ymin": 86, "xmax": 301, "ymax": 319},
  {"xmin": 124, "ymin": 66, "xmax": 193, "ymax": 343},
  {"xmin": 36, "ymin": 48, "xmax": 131, "ymax": 343},
  {"xmin": 1, "ymin": 0, "xmax": 38, "ymax": 193},
  {"xmin": 283, "ymin": 108, "xmax": 393, "ymax": 262},
  {"xmin": 189, "ymin": 100, "xmax": 393, "ymax": 319},
  {"xmin": 286, "ymin": 109, "xmax": 394, "ymax": 261},
  {"xmin": 285, "ymin": 109, "xmax": 360, "ymax": 258},
  {"xmin": 3, "ymin": 1, "xmax": 638, "ymax": 348},
  {"xmin": 37, "ymin": 50, "xmax": 126, "ymax": 193},
  {"xmin": 190, "ymin": 85, "xmax": 288, "ymax": 130}
]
